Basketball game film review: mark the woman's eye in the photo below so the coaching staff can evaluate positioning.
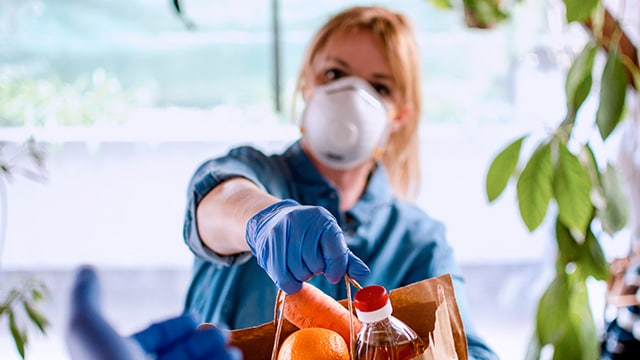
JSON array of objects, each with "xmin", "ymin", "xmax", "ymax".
[
  {"xmin": 372, "ymin": 83, "xmax": 391, "ymax": 97},
  {"xmin": 325, "ymin": 68, "xmax": 345, "ymax": 81}
]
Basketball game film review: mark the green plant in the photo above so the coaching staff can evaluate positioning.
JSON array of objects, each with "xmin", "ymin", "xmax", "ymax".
[
  {"xmin": 0, "ymin": 277, "xmax": 50, "ymax": 359},
  {"xmin": 0, "ymin": 139, "xmax": 50, "ymax": 359},
  {"xmin": 0, "ymin": 70, "xmax": 136, "ymax": 127},
  {"xmin": 464, "ymin": 0, "xmax": 637, "ymax": 359}
]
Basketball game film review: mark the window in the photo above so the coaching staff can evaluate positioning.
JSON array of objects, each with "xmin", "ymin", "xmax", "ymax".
[
  {"xmin": 1, "ymin": 0, "xmax": 561, "ymax": 268},
  {"xmin": 1, "ymin": 0, "xmax": 552, "ymax": 138}
]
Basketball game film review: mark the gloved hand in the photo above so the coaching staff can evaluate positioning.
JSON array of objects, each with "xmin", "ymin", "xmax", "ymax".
[
  {"xmin": 246, "ymin": 199, "xmax": 370, "ymax": 294},
  {"xmin": 67, "ymin": 265, "xmax": 137, "ymax": 360},
  {"xmin": 67, "ymin": 265, "xmax": 242, "ymax": 360},
  {"xmin": 132, "ymin": 314, "xmax": 242, "ymax": 360}
]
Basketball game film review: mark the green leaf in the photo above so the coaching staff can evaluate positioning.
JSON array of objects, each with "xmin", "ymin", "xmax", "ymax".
[
  {"xmin": 579, "ymin": 144, "xmax": 601, "ymax": 193},
  {"xmin": 429, "ymin": 0, "xmax": 453, "ymax": 9},
  {"xmin": 553, "ymin": 142, "xmax": 593, "ymax": 234},
  {"xmin": 561, "ymin": 276, "xmax": 598, "ymax": 360},
  {"xmin": 8, "ymin": 310, "xmax": 26, "ymax": 359},
  {"xmin": 486, "ymin": 135, "xmax": 526, "ymax": 202},
  {"xmin": 596, "ymin": 49, "xmax": 628, "ymax": 140},
  {"xmin": 563, "ymin": 0, "xmax": 598, "ymax": 22},
  {"xmin": 538, "ymin": 271, "xmax": 599, "ymax": 360},
  {"xmin": 463, "ymin": 0, "xmax": 508, "ymax": 29},
  {"xmin": 565, "ymin": 43, "xmax": 596, "ymax": 118},
  {"xmin": 581, "ymin": 228, "xmax": 610, "ymax": 281},
  {"xmin": 31, "ymin": 288, "xmax": 44, "ymax": 302},
  {"xmin": 536, "ymin": 275, "xmax": 569, "ymax": 344},
  {"xmin": 32, "ymin": 279, "xmax": 50, "ymax": 300},
  {"xmin": 556, "ymin": 215, "xmax": 608, "ymax": 281},
  {"xmin": 23, "ymin": 301, "xmax": 49, "ymax": 334},
  {"xmin": 552, "ymin": 318, "xmax": 583, "ymax": 360},
  {"xmin": 555, "ymin": 219, "xmax": 580, "ymax": 264},
  {"xmin": 598, "ymin": 163, "xmax": 628, "ymax": 235},
  {"xmin": 517, "ymin": 142, "xmax": 553, "ymax": 231}
]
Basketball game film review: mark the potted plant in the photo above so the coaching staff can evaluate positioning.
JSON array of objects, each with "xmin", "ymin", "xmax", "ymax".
[{"xmin": 446, "ymin": 0, "xmax": 637, "ymax": 358}]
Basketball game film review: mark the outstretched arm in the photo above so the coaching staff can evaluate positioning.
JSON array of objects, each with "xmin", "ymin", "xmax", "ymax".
[
  {"xmin": 196, "ymin": 177, "xmax": 279, "ymax": 255},
  {"xmin": 66, "ymin": 265, "xmax": 242, "ymax": 360},
  {"xmin": 193, "ymin": 177, "xmax": 370, "ymax": 294}
]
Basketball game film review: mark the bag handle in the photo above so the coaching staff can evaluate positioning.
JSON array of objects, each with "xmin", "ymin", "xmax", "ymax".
[{"xmin": 270, "ymin": 276, "xmax": 363, "ymax": 360}]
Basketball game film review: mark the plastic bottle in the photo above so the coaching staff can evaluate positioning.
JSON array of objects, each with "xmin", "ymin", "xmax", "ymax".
[{"xmin": 353, "ymin": 285, "xmax": 427, "ymax": 360}]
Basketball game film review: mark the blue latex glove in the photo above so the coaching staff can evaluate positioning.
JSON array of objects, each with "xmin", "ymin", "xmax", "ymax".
[
  {"xmin": 246, "ymin": 199, "xmax": 370, "ymax": 294},
  {"xmin": 67, "ymin": 265, "xmax": 138, "ymax": 360},
  {"xmin": 132, "ymin": 315, "xmax": 242, "ymax": 360},
  {"xmin": 67, "ymin": 265, "xmax": 242, "ymax": 360}
]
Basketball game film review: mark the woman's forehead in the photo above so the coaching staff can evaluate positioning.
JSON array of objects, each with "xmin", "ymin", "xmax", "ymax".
[{"xmin": 315, "ymin": 30, "xmax": 391, "ymax": 74}]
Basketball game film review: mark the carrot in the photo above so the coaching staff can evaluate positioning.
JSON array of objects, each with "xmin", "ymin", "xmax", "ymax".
[{"xmin": 283, "ymin": 282, "xmax": 362, "ymax": 347}]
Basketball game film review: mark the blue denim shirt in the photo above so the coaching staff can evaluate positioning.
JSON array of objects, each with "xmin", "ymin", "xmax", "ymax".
[{"xmin": 182, "ymin": 140, "xmax": 498, "ymax": 360}]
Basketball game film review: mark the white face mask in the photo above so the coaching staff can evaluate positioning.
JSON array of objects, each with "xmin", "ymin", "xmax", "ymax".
[{"xmin": 301, "ymin": 76, "xmax": 391, "ymax": 170}]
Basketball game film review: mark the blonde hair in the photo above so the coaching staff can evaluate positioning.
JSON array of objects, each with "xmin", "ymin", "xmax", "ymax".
[{"xmin": 295, "ymin": 6, "xmax": 422, "ymax": 201}]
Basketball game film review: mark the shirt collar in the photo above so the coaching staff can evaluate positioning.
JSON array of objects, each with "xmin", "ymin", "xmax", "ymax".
[{"xmin": 283, "ymin": 140, "xmax": 330, "ymax": 186}]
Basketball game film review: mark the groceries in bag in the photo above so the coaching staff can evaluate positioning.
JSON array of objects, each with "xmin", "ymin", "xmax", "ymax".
[
  {"xmin": 353, "ymin": 285, "xmax": 427, "ymax": 360},
  {"xmin": 276, "ymin": 327, "xmax": 350, "ymax": 360}
]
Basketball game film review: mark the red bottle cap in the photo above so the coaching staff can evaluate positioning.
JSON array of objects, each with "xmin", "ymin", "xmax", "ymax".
[{"xmin": 354, "ymin": 285, "xmax": 389, "ymax": 312}]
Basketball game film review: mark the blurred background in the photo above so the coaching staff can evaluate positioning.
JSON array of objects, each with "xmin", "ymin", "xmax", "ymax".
[{"xmin": 0, "ymin": 0, "xmax": 637, "ymax": 359}]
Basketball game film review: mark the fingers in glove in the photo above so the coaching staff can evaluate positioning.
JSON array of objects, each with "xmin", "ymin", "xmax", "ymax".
[
  {"xmin": 70, "ymin": 265, "xmax": 101, "ymax": 313},
  {"xmin": 288, "ymin": 227, "xmax": 316, "ymax": 283},
  {"xmin": 157, "ymin": 328, "xmax": 241, "ymax": 360},
  {"xmin": 317, "ymin": 223, "xmax": 349, "ymax": 284},
  {"xmin": 346, "ymin": 250, "xmax": 370, "ymax": 281},
  {"xmin": 299, "ymin": 207, "xmax": 336, "ymax": 278},
  {"xmin": 132, "ymin": 314, "xmax": 198, "ymax": 353},
  {"xmin": 68, "ymin": 265, "xmax": 137, "ymax": 360},
  {"xmin": 275, "ymin": 269, "xmax": 303, "ymax": 295}
]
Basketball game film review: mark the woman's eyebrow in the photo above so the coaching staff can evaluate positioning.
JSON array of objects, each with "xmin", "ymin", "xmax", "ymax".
[
  {"xmin": 371, "ymin": 73, "xmax": 393, "ymax": 81},
  {"xmin": 327, "ymin": 57, "xmax": 352, "ymax": 70},
  {"xmin": 329, "ymin": 57, "xmax": 393, "ymax": 81}
]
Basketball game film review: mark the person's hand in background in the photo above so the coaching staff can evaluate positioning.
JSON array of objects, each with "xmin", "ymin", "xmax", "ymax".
[
  {"xmin": 132, "ymin": 314, "xmax": 241, "ymax": 360},
  {"xmin": 67, "ymin": 265, "xmax": 242, "ymax": 360},
  {"xmin": 246, "ymin": 199, "xmax": 370, "ymax": 294}
]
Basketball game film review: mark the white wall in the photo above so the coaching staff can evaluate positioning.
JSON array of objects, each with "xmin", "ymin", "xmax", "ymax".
[{"xmin": 0, "ymin": 122, "xmax": 553, "ymax": 270}]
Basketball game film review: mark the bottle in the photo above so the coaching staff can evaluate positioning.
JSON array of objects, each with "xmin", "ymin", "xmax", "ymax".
[{"xmin": 353, "ymin": 285, "xmax": 427, "ymax": 360}]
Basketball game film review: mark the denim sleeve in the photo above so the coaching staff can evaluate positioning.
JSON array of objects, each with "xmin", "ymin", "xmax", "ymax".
[{"xmin": 182, "ymin": 146, "xmax": 269, "ymax": 266}]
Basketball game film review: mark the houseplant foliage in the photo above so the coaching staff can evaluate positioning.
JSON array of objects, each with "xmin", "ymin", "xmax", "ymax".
[
  {"xmin": 0, "ymin": 276, "xmax": 50, "ymax": 359},
  {"xmin": 0, "ymin": 139, "xmax": 50, "ymax": 359},
  {"xmin": 458, "ymin": 0, "xmax": 637, "ymax": 359}
]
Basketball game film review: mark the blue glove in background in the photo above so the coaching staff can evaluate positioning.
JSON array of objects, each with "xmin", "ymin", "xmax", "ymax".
[
  {"xmin": 132, "ymin": 314, "xmax": 241, "ymax": 360},
  {"xmin": 67, "ymin": 265, "xmax": 137, "ymax": 360},
  {"xmin": 246, "ymin": 199, "xmax": 370, "ymax": 294},
  {"xmin": 67, "ymin": 265, "xmax": 242, "ymax": 360}
]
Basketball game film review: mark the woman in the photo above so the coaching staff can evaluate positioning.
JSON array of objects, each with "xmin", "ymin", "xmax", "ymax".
[{"xmin": 182, "ymin": 5, "xmax": 498, "ymax": 359}]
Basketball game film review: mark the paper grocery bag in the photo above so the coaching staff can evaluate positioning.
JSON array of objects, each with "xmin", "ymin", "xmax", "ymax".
[{"xmin": 228, "ymin": 274, "xmax": 468, "ymax": 360}]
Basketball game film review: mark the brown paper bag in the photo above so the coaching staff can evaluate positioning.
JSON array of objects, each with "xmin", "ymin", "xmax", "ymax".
[{"xmin": 229, "ymin": 274, "xmax": 468, "ymax": 360}]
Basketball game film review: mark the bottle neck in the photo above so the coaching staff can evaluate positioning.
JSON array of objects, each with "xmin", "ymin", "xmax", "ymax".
[{"xmin": 355, "ymin": 301, "xmax": 393, "ymax": 323}]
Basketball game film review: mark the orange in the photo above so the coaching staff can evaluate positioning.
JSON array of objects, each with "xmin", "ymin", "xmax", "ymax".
[{"xmin": 277, "ymin": 327, "xmax": 350, "ymax": 360}]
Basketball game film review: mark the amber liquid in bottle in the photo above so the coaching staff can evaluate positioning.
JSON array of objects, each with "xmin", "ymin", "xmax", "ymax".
[
  {"xmin": 354, "ymin": 286, "xmax": 427, "ymax": 360},
  {"xmin": 357, "ymin": 338, "xmax": 427, "ymax": 360}
]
